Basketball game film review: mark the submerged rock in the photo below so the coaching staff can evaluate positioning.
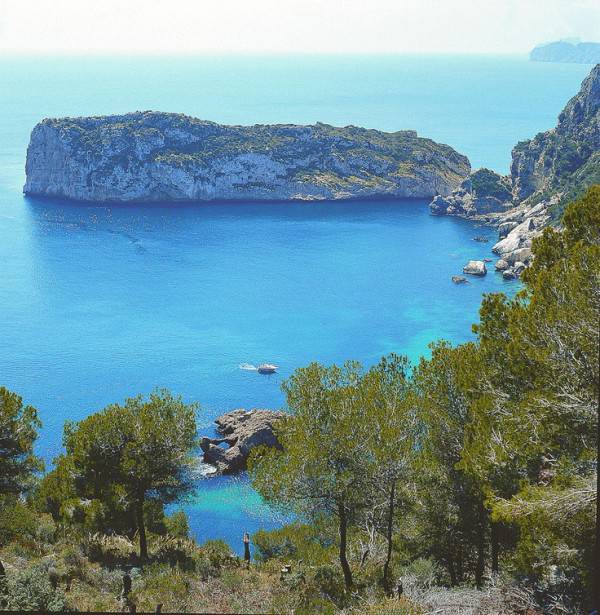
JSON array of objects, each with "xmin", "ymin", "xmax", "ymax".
[
  {"xmin": 463, "ymin": 260, "xmax": 487, "ymax": 276},
  {"xmin": 452, "ymin": 275, "xmax": 469, "ymax": 284},
  {"xmin": 200, "ymin": 408, "xmax": 286, "ymax": 474},
  {"xmin": 24, "ymin": 112, "xmax": 470, "ymax": 203}
]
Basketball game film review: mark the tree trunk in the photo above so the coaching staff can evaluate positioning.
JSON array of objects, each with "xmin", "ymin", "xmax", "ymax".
[
  {"xmin": 338, "ymin": 503, "xmax": 353, "ymax": 590},
  {"xmin": 490, "ymin": 521, "xmax": 500, "ymax": 574},
  {"xmin": 136, "ymin": 501, "xmax": 148, "ymax": 561},
  {"xmin": 0, "ymin": 559, "xmax": 7, "ymax": 609},
  {"xmin": 447, "ymin": 557, "xmax": 457, "ymax": 586},
  {"xmin": 475, "ymin": 500, "xmax": 486, "ymax": 589},
  {"xmin": 456, "ymin": 546, "xmax": 464, "ymax": 584},
  {"xmin": 382, "ymin": 479, "xmax": 396, "ymax": 596},
  {"xmin": 593, "ymin": 325, "xmax": 600, "ymax": 610}
]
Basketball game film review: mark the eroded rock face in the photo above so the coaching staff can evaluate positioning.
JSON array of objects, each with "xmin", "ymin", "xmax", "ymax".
[
  {"xmin": 23, "ymin": 113, "xmax": 470, "ymax": 203},
  {"xmin": 490, "ymin": 200, "xmax": 550, "ymax": 277},
  {"xmin": 429, "ymin": 64, "xmax": 600, "ymax": 278},
  {"xmin": 510, "ymin": 63, "xmax": 600, "ymax": 204},
  {"xmin": 200, "ymin": 409, "xmax": 286, "ymax": 475}
]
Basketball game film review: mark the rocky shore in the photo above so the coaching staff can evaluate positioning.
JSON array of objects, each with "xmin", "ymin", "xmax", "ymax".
[
  {"xmin": 430, "ymin": 64, "xmax": 600, "ymax": 278},
  {"xmin": 24, "ymin": 113, "xmax": 470, "ymax": 202},
  {"xmin": 200, "ymin": 409, "xmax": 285, "ymax": 474}
]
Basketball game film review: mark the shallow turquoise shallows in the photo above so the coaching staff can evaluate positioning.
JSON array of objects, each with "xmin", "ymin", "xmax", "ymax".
[{"xmin": 0, "ymin": 55, "xmax": 591, "ymax": 551}]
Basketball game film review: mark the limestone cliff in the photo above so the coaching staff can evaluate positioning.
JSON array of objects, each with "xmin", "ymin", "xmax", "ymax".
[
  {"xmin": 511, "ymin": 63, "xmax": 600, "ymax": 211},
  {"xmin": 24, "ymin": 113, "xmax": 470, "ymax": 203},
  {"xmin": 429, "ymin": 63, "xmax": 600, "ymax": 277}
]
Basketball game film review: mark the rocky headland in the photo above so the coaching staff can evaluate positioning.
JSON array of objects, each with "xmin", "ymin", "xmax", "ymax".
[
  {"xmin": 430, "ymin": 63, "xmax": 600, "ymax": 278},
  {"xmin": 23, "ymin": 114, "xmax": 470, "ymax": 202},
  {"xmin": 200, "ymin": 408, "xmax": 285, "ymax": 475}
]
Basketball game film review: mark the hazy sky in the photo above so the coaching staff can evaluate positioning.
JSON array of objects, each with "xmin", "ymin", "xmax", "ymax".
[{"xmin": 1, "ymin": 0, "xmax": 599, "ymax": 55}]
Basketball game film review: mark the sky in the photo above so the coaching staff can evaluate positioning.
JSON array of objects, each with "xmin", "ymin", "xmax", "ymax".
[{"xmin": 0, "ymin": 0, "xmax": 599, "ymax": 55}]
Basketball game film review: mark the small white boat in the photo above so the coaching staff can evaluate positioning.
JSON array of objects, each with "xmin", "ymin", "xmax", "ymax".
[{"xmin": 257, "ymin": 363, "xmax": 278, "ymax": 374}]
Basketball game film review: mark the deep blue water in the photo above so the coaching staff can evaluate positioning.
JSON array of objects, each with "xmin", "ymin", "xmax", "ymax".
[{"xmin": 0, "ymin": 55, "xmax": 591, "ymax": 551}]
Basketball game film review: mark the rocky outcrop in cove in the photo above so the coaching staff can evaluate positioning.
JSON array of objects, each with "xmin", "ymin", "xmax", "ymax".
[
  {"xmin": 200, "ymin": 409, "xmax": 285, "ymax": 474},
  {"xmin": 24, "ymin": 113, "xmax": 470, "ymax": 203}
]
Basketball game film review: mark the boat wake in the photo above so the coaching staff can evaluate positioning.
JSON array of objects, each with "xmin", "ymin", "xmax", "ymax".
[{"xmin": 239, "ymin": 363, "xmax": 258, "ymax": 371}]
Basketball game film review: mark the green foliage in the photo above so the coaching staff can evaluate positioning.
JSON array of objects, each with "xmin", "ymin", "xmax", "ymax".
[
  {"xmin": 165, "ymin": 510, "xmax": 190, "ymax": 539},
  {"xmin": 469, "ymin": 168, "xmax": 512, "ymax": 201},
  {"xmin": 0, "ymin": 497, "xmax": 39, "ymax": 544},
  {"xmin": 3, "ymin": 563, "xmax": 67, "ymax": 611},
  {"xmin": 55, "ymin": 389, "xmax": 198, "ymax": 558},
  {"xmin": 253, "ymin": 521, "xmax": 335, "ymax": 563},
  {"xmin": 0, "ymin": 387, "xmax": 42, "ymax": 496},
  {"xmin": 467, "ymin": 185, "xmax": 599, "ymax": 601}
]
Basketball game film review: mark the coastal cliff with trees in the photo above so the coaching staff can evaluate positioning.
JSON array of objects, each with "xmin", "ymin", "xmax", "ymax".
[{"xmin": 1, "ymin": 185, "xmax": 598, "ymax": 613}]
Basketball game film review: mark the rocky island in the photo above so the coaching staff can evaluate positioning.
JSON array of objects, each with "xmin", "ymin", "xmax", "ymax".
[
  {"xmin": 530, "ymin": 40, "xmax": 600, "ymax": 64},
  {"xmin": 430, "ymin": 63, "xmax": 600, "ymax": 277},
  {"xmin": 23, "ymin": 113, "xmax": 470, "ymax": 202},
  {"xmin": 200, "ymin": 408, "xmax": 285, "ymax": 474}
]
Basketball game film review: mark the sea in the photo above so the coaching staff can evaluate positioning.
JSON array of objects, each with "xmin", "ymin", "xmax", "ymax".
[{"xmin": 0, "ymin": 54, "xmax": 592, "ymax": 552}]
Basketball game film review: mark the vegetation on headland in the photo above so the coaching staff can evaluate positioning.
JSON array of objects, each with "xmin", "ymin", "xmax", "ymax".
[{"xmin": 0, "ymin": 186, "xmax": 598, "ymax": 613}]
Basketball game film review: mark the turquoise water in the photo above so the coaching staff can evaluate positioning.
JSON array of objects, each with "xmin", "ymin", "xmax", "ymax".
[{"xmin": 0, "ymin": 55, "xmax": 591, "ymax": 551}]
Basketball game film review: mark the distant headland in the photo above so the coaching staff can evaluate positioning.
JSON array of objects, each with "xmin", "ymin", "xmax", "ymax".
[
  {"xmin": 23, "ymin": 115, "xmax": 470, "ymax": 203},
  {"xmin": 530, "ymin": 40, "xmax": 600, "ymax": 63}
]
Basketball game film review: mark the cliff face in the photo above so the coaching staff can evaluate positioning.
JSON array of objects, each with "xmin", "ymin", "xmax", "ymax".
[
  {"xmin": 24, "ymin": 113, "xmax": 470, "ymax": 203},
  {"xmin": 511, "ymin": 63, "xmax": 600, "ymax": 209},
  {"xmin": 428, "ymin": 63, "xmax": 600, "ymax": 278}
]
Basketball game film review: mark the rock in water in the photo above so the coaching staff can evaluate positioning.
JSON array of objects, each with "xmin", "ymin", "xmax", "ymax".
[
  {"xmin": 452, "ymin": 275, "xmax": 468, "ymax": 284},
  {"xmin": 463, "ymin": 260, "xmax": 487, "ymax": 276},
  {"xmin": 200, "ymin": 409, "xmax": 285, "ymax": 474},
  {"xmin": 23, "ymin": 113, "xmax": 470, "ymax": 203}
]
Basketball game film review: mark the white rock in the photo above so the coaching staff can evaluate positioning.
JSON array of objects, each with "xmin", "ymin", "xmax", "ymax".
[{"xmin": 463, "ymin": 260, "xmax": 487, "ymax": 276}]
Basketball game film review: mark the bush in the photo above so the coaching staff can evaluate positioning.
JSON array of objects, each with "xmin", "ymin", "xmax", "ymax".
[
  {"xmin": 0, "ymin": 499, "xmax": 39, "ymax": 543},
  {"xmin": 82, "ymin": 532, "xmax": 136, "ymax": 566},
  {"xmin": 165, "ymin": 510, "xmax": 189, "ymax": 538},
  {"xmin": 150, "ymin": 535, "xmax": 196, "ymax": 569},
  {"xmin": 130, "ymin": 564, "xmax": 191, "ymax": 613},
  {"xmin": 193, "ymin": 539, "xmax": 236, "ymax": 579},
  {"xmin": 253, "ymin": 522, "xmax": 335, "ymax": 564},
  {"xmin": 4, "ymin": 563, "xmax": 67, "ymax": 611}
]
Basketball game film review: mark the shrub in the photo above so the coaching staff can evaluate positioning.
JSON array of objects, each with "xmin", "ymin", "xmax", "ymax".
[
  {"xmin": 81, "ymin": 532, "xmax": 136, "ymax": 566},
  {"xmin": 150, "ymin": 535, "xmax": 196, "ymax": 569},
  {"xmin": 165, "ymin": 510, "xmax": 189, "ymax": 538},
  {"xmin": 4, "ymin": 563, "xmax": 67, "ymax": 611},
  {"xmin": 253, "ymin": 522, "xmax": 335, "ymax": 564},
  {"xmin": 0, "ymin": 499, "xmax": 39, "ymax": 543}
]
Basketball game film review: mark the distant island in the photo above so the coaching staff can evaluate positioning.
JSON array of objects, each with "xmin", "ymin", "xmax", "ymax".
[
  {"xmin": 24, "ymin": 115, "xmax": 470, "ymax": 203},
  {"xmin": 530, "ymin": 40, "xmax": 600, "ymax": 63}
]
